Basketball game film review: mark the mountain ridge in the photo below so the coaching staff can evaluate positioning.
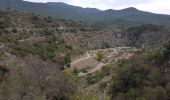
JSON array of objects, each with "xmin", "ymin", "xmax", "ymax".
[{"xmin": 0, "ymin": 0, "xmax": 170, "ymax": 26}]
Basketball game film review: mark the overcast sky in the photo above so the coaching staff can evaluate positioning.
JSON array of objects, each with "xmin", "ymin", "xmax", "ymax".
[{"xmin": 24, "ymin": 0, "xmax": 170, "ymax": 15}]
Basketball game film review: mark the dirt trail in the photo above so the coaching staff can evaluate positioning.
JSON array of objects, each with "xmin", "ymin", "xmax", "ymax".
[
  {"xmin": 0, "ymin": 43, "xmax": 4, "ymax": 49},
  {"xmin": 70, "ymin": 47, "xmax": 140, "ymax": 77},
  {"xmin": 0, "ymin": 45, "xmax": 4, "ymax": 49},
  {"xmin": 19, "ymin": 36, "xmax": 45, "ymax": 42},
  {"xmin": 71, "ymin": 52, "xmax": 90, "ymax": 65}
]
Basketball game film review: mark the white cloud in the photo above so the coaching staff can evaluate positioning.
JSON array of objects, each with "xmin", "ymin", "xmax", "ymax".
[
  {"xmin": 116, "ymin": 0, "xmax": 170, "ymax": 14},
  {"xmin": 24, "ymin": 0, "xmax": 170, "ymax": 14}
]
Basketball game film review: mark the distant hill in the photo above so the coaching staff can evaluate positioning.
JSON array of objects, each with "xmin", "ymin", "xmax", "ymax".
[{"xmin": 0, "ymin": 0, "xmax": 170, "ymax": 26}]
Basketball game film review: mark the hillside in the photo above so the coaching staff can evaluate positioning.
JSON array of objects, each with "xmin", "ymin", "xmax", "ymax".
[
  {"xmin": 108, "ymin": 41, "xmax": 170, "ymax": 100},
  {"xmin": 0, "ymin": 9, "xmax": 169, "ymax": 53},
  {"xmin": 0, "ymin": 9, "xmax": 170, "ymax": 100},
  {"xmin": 0, "ymin": 0, "xmax": 170, "ymax": 26}
]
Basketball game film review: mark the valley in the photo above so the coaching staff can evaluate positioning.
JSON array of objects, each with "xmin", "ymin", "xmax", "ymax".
[{"xmin": 0, "ymin": 1, "xmax": 170, "ymax": 99}]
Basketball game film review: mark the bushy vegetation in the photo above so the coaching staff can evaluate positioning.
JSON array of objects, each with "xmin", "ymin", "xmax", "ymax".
[
  {"xmin": 0, "ymin": 16, "xmax": 11, "ymax": 29},
  {"xmin": 87, "ymin": 65, "xmax": 110, "ymax": 84},
  {"xmin": 96, "ymin": 51, "xmax": 105, "ymax": 62},
  {"xmin": 70, "ymin": 91, "xmax": 110, "ymax": 100},
  {"xmin": 0, "ymin": 66, "xmax": 9, "ymax": 83},
  {"xmin": 0, "ymin": 56, "xmax": 75, "ymax": 100},
  {"xmin": 0, "ymin": 10, "xmax": 170, "ymax": 100},
  {"xmin": 10, "ymin": 35, "xmax": 73, "ymax": 70},
  {"xmin": 109, "ymin": 41, "xmax": 170, "ymax": 100},
  {"xmin": 31, "ymin": 14, "xmax": 40, "ymax": 21},
  {"xmin": 101, "ymin": 42, "xmax": 110, "ymax": 49},
  {"xmin": 63, "ymin": 69, "xmax": 78, "ymax": 84}
]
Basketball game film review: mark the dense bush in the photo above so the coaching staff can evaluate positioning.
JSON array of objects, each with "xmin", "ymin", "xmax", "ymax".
[
  {"xmin": 0, "ymin": 17, "xmax": 11, "ymax": 29},
  {"xmin": 70, "ymin": 91, "xmax": 110, "ymax": 100},
  {"xmin": 144, "ymin": 86, "xmax": 168, "ymax": 100},
  {"xmin": 11, "ymin": 28, "xmax": 18, "ymax": 33},
  {"xmin": 31, "ymin": 15, "xmax": 40, "ymax": 21},
  {"xmin": 0, "ymin": 66, "xmax": 9, "ymax": 82},
  {"xmin": 63, "ymin": 69, "xmax": 78, "ymax": 84},
  {"xmin": 87, "ymin": 65, "xmax": 110, "ymax": 84},
  {"xmin": 101, "ymin": 42, "xmax": 110, "ymax": 49},
  {"xmin": 11, "ymin": 35, "xmax": 73, "ymax": 69},
  {"xmin": 109, "ymin": 41, "xmax": 170, "ymax": 100},
  {"xmin": 96, "ymin": 51, "xmax": 105, "ymax": 62}
]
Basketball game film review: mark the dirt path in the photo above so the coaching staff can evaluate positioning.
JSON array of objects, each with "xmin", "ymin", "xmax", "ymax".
[
  {"xmin": 71, "ymin": 52, "xmax": 106, "ymax": 76},
  {"xmin": 87, "ymin": 63, "xmax": 106, "ymax": 73},
  {"xmin": 0, "ymin": 43, "xmax": 4, "ymax": 49},
  {"xmin": 71, "ymin": 52, "xmax": 91, "ymax": 65},
  {"xmin": 70, "ymin": 47, "xmax": 140, "ymax": 77},
  {"xmin": 0, "ymin": 45, "xmax": 4, "ymax": 49},
  {"xmin": 19, "ymin": 36, "xmax": 45, "ymax": 42},
  {"xmin": 71, "ymin": 47, "xmax": 129, "ymax": 62}
]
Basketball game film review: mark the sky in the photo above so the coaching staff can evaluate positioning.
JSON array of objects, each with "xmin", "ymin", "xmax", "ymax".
[{"xmin": 24, "ymin": 0, "xmax": 170, "ymax": 15}]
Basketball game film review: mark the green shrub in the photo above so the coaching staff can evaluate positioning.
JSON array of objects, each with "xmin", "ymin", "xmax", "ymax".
[
  {"xmin": 110, "ymin": 60, "xmax": 148, "ymax": 93},
  {"xmin": 86, "ymin": 66, "xmax": 110, "ymax": 84},
  {"xmin": 109, "ymin": 45, "xmax": 170, "ymax": 99},
  {"xmin": 101, "ymin": 42, "xmax": 110, "ymax": 49},
  {"xmin": 42, "ymin": 28, "xmax": 54, "ymax": 35},
  {"xmin": 125, "ymin": 88, "xmax": 138, "ymax": 100},
  {"xmin": 64, "ymin": 69, "xmax": 78, "ymax": 84},
  {"xmin": 31, "ymin": 15, "xmax": 40, "ymax": 21},
  {"xmin": 70, "ymin": 91, "xmax": 110, "ymax": 100},
  {"xmin": 0, "ymin": 66, "xmax": 8, "ymax": 74},
  {"xmin": 149, "ymin": 49, "xmax": 163, "ymax": 61},
  {"xmin": 166, "ymin": 83, "xmax": 170, "ymax": 98},
  {"xmin": 86, "ymin": 74, "xmax": 97, "ymax": 84},
  {"xmin": 148, "ymin": 68, "xmax": 162, "ymax": 86},
  {"xmin": 163, "ymin": 40, "xmax": 170, "ymax": 61},
  {"xmin": 96, "ymin": 51, "xmax": 105, "ymax": 61},
  {"xmin": 95, "ymin": 65, "xmax": 110, "ymax": 80},
  {"xmin": 144, "ymin": 86, "xmax": 167, "ymax": 100},
  {"xmin": 73, "ymin": 68, "xmax": 79, "ymax": 76},
  {"xmin": 0, "ymin": 17, "xmax": 11, "ymax": 29},
  {"xmin": 11, "ymin": 28, "xmax": 18, "ymax": 33},
  {"xmin": 0, "ymin": 66, "xmax": 9, "ymax": 82}
]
